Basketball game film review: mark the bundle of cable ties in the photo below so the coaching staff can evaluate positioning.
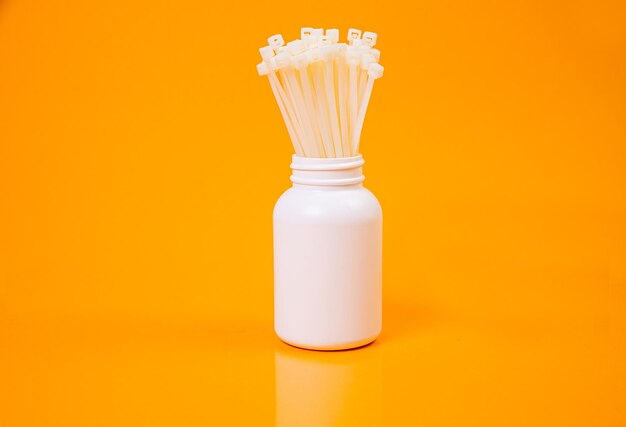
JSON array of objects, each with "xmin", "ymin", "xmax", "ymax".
[{"xmin": 257, "ymin": 28, "xmax": 384, "ymax": 158}]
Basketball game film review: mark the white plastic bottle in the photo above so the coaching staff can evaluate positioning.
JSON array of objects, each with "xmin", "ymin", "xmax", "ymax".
[{"xmin": 273, "ymin": 154, "xmax": 382, "ymax": 350}]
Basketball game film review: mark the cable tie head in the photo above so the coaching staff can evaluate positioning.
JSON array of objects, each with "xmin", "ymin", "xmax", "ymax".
[
  {"xmin": 371, "ymin": 48, "xmax": 381, "ymax": 62},
  {"xmin": 367, "ymin": 63, "xmax": 384, "ymax": 79},
  {"xmin": 267, "ymin": 34, "xmax": 285, "ymax": 52},
  {"xmin": 259, "ymin": 45, "xmax": 275, "ymax": 61},
  {"xmin": 326, "ymin": 28, "xmax": 339, "ymax": 44},
  {"xmin": 347, "ymin": 28, "xmax": 362, "ymax": 45},
  {"xmin": 304, "ymin": 28, "xmax": 324, "ymax": 48},
  {"xmin": 362, "ymin": 31, "xmax": 377, "ymax": 47},
  {"xmin": 301, "ymin": 27, "xmax": 314, "ymax": 39},
  {"xmin": 256, "ymin": 62, "xmax": 269, "ymax": 76}
]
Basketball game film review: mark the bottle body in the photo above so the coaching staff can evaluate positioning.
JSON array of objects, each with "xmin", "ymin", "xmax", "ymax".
[{"xmin": 273, "ymin": 155, "xmax": 382, "ymax": 350}]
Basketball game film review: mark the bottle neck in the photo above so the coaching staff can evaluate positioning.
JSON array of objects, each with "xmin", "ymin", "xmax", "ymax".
[{"xmin": 290, "ymin": 155, "xmax": 365, "ymax": 189}]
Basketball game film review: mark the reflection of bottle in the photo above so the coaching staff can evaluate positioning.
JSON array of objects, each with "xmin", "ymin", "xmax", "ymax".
[
  {"xmin": 274, "ymin": 345, "xmax": 382, "ymax": 427},
  {"xmin": 274, "ymin": 155, "xmax": 383, "ymax": 350}
]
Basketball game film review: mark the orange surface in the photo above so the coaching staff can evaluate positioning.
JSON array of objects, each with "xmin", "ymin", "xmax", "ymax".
[{"xmin": 1, "ymin": 0, "xmax": 626, "ymax": 425}]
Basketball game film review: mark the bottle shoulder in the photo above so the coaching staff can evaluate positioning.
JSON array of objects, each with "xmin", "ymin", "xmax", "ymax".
[{"xmin": 274, "ymin": 186, "xmax": 382, "ymax": 223}]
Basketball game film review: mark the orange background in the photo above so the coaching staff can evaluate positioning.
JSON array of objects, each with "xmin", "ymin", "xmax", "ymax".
[{"xmin": 1, "ymin": 0, "xmax": 625, "ymax": 425}]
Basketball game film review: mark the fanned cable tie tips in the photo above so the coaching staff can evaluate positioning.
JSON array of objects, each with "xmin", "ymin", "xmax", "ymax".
[{"xmin": 257, "ymin": 28, "xmax": 384, "ymax": 158}]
